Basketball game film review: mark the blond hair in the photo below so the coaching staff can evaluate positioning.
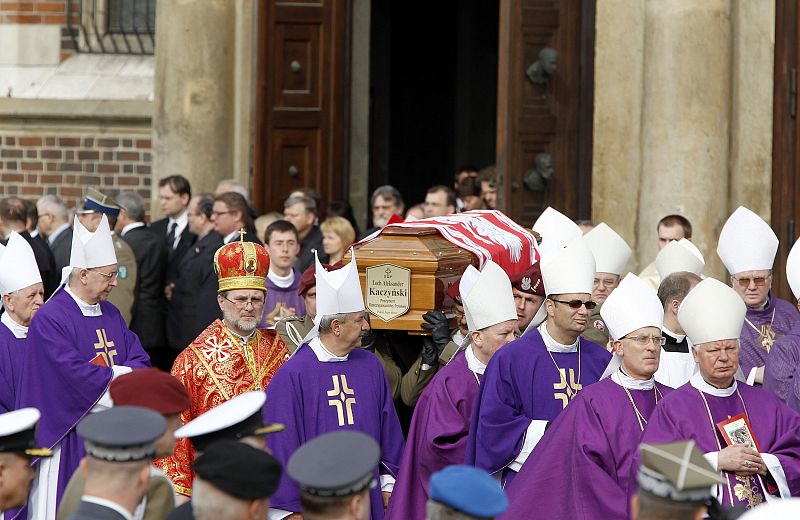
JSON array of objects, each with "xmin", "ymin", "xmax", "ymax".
[{"xmin": 320, "ymin": 216, "xmax": 355, "ymax": 250}]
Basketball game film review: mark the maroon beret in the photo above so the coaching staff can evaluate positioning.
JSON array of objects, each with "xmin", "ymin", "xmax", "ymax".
[
  {"xmin": 110, "ymin": 368, "xmax": 190, "ymax": 415},
  {"xmin": 509, "ymin": 264, "xmax": 545, "ymax": 297},
  {"xmin": 297, "ymin": 262, "xmax": 342, "ymax": 296}
]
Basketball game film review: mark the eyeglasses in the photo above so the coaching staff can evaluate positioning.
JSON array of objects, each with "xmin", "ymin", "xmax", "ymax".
[
  {"xmin": 223, "ymin": 295, "xmax": 265, "ymax": 308},
  {"xmin": 624, "ymin": 335, "xmax": 666, "ymax": 347},
  {"xmin": 550, "ymin": 298, "xmax": 597, "ymax": 310},
  {"xmin": 89, "ymin": 269, "xmax": 118, "ymax": 280},
  {"xmin": 732, "ymin": 275, "xmax": 771, "ymax": 288},
  {"xmin": 212, "ymin": 210, "xmax": 234, "ymax": 217}
]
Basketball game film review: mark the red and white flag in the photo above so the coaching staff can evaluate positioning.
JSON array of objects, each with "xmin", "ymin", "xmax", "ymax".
[{"xmin": 356, "ymin": 210, "xmax": 539, "ymax": 274}]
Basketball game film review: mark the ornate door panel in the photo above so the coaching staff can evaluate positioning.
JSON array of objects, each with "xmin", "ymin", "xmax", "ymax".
[
  {"xmin": 254, "ymin": 0, "xmax": 347, "ymax": 213},
  {"xmin": 496, "ymin": 0, "xmax": 593, "ymax": 226}
]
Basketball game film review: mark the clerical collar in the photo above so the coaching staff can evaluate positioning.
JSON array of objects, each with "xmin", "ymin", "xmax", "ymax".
[
  {"xmin": 662, "ymin": 326, "xmax": 685, "ymax": 343},
  {"xmin": 466, "ymin": 345, "xmax": 487, "ymax": 375},
  {"xmin": 452, "ymin": 330, "xmax": 468, "ymax": 347},
  {"xmin": 538, "ymin": 322, "xmax": 578, "ymax": 353},
  {"xmin": 1, "ymin": 311, "xmax": 28, "ymax": 339},
  {"xmin": 81, "ymin": 496, "xmax": 133, "ymax": 520},
  {"xmin": 120, "ymin": 222, "xmax": 145, "ymax": 237},
  {"xmin": 268, "ymin": 269, "xmax": 295, "ymax": 289},
  {"xmin": 309, "ymin": 337, "xmax": 349, "ymax": 362},
  {"xmin": 64, "ymin": 285, "xmax": 102, "ymax": 317},
  {"xmin": 611, "ymin": 368, "xmax": 654, "ymax": 390},
  {"xmin": 748, "ymin": 294, "xmax": 771, "ymax": 311},
  {"xmin": 690, "ymin": 371, "xmax": 737, "ymax": 397}
]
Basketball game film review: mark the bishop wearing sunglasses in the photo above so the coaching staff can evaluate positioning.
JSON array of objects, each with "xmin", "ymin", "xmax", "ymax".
[{"xmin": 466, "ymin": 238, "xmax": 612, "ymax": 487}]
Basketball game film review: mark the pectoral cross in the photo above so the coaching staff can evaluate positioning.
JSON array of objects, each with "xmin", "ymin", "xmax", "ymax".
[
  {"xmin": 239, "ymin": 228, "xmax": 246, "ymax": 242},
  {"xmin": 93, "ymin": 329, "xmax": 117, "ymax": 366},
  {"xmin": 553, "ymin": 368, "xmax": 581, "ymax": 409},
  {"xmin": 759, "ymin": 324, "xmax": 775, "ymax": 352},
  {"xmin": 327, "ymin": 374, "xmax": 356, "ymax": 426}
]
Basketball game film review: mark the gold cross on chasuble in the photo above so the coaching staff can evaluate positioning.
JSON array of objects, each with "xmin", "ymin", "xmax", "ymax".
[
  {"xmin": 327, "ymin": 374, "xmax": 356, "ymax": 426},
  {"xmin": 93, "ymin": 329, "xmax": 118, "ymax": 366},
  {"xmin": 553, "ymin": 368, "xmax": 581, "ymax": 409}
]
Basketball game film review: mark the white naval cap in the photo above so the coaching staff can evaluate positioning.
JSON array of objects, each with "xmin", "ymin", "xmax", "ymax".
[
  {"xmin": 175, "ymin": 391, "xmax": 283, "ymax": 451},
  {"xmin": 601, "ymin": 274, "xmax": 664, "ymax": 341},
  {"xmin": 302, "ymin": 248, "xmax": 365, "ymax": 343},
  {"xmin": 532, "ymin": 207, "xmax": 583, "ymax": 260},
  {"xmin": 459, "ymin": 260, "xmax": 517, "ymax": 332},
  {"xmin": 582, "ymin": 222, "xmax": 632, "ymax": 276},
  {"xmin": 678, "ymin": 278, "xmax": 746, "ymax": 347},
  {"xmin": 541, "ymin": 237, "xmax": 596, "ymax": 296},
  {"xmin": 787, "ymin": 239, "xmax": 800, "ymax": 301},
  {"xmin": 0, "ymin": 407, "xmax": 52, "ymax": 457},
  {"xmin": 717, "ymin": 206, "xmax": 779, "ymax": 275},
  {"xmin": 656, "ymin": 239, "xmax": 705, "ymax": 279},
  {"xmin": 0, "ymin": 231, "xmax": 42, "ymax": 295},
  {"xmin": 69, "ymin": 214, "xmax": 117, "ymax": 270}
]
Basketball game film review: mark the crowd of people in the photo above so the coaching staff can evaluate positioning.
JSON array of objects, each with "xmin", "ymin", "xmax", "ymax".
[{"xmin": 1, "ymin": 168, "xmax": 800, "ymax": 520}]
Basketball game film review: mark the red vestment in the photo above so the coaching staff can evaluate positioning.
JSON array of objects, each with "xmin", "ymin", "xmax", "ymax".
[{"xmin": 155, "ymin": 319, "xmax": 289, "ymax": 495}]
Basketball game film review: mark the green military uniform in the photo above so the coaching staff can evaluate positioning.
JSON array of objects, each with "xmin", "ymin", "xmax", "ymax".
[
  {"xmin": 108, "ymin": 232, "xmax": 137, "ymax": 325},
  {"xmin": 581, "ymin": 301, "xmax": 610, "ymax": 349},
  {"xmin": 400, "ymin": 336, "xmax": 468, "ymax": 407}
]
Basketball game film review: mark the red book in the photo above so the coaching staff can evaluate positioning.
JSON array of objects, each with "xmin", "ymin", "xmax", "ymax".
[{"xmin": 717, "ymin": 413, "xmax": 761, "ymax": 452}]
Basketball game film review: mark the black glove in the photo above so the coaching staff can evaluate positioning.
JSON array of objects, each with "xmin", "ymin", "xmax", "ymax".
[
  {"xmin": 421, "ymin": 337, "xmax": 445, "ymax": 367},
  {"xmin": 421, "ymin": 310, "xmax": 450, "ymax": 348},
  {"xmin": 360, "ymin": 328, "xmax": 377, "ymax": 350}
]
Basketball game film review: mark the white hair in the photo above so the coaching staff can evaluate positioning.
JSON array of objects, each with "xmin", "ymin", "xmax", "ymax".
[{"xmin": 216, "ymin": 179, "xmax": 249, "ymax": 199}]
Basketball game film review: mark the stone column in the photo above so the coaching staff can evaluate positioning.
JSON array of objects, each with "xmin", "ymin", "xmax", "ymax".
[
  {"xmin": 151, "ymin": 0, "xmax": 236, "ymax": 217},
  {"xmin": 729, "ymin": 0, "xmax": 775, "ymax": 221},
  {"xmin": 637, "ymin": 0, "xmax": 732, "ymax": 280},
  {"xmin": 591, "ymin": 0, "xmax": 645, "ymax": 272}
]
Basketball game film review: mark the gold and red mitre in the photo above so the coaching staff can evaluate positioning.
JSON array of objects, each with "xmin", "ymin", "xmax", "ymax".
[{"xmin": 213, "ymin": 236, "xmax": 270, "ymax": 293}]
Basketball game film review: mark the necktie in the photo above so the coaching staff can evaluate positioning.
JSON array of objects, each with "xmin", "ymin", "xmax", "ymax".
[{"xmin": 166, "ymin": 222, "xmax": 177, "ymax": 250}]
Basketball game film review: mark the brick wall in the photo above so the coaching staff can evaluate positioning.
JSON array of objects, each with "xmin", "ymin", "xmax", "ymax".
[
  {"xmin": 0, "ymin": 1, "xmax": 81, "ymax": 61},
  {"xmin": 0, "ymin": 132, "xmax": 153, "ymax": 210}
]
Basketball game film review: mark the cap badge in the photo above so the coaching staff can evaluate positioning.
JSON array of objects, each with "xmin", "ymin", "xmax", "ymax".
[{"xmin": 521, "ymin": 277, "xmax": 531, "ymax": 291}]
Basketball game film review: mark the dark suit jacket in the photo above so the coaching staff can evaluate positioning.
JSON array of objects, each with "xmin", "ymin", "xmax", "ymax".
[
  {"xmin": 120, "ymin": 225, "xmax": 167, "ymax": 350},
  {"xmin": 165, "ymin": 501, "xmax": 193, "ymax": 520},
  {"xmin": 14, "ymin": 231, "xmax": 58, "ymax": 298},
  {"xmin": 66, "ymin": 500, "xmax": 129, "ymax": 520},
  {"xmin": 167, "ymin": 231, "xmax": 224, "ymax": 350},
  {"xmin": 295, "ymin": 225, "xmax": 328, "ymax": 273},
  {"xmin": 48, "ymin": 226, "xmax": 73, "ymax": 275},
  {"xmin": 151, "ymin": 218, "xmax": 197, "ymax": 285}
]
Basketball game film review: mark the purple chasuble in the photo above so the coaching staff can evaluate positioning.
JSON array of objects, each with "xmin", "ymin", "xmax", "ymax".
[
  {"xmin": 763, "ymin": 323, "xmax": 800, "ymax": 409},
  {"xmin": 640, "ymin": 380, "xmax": 800, "ymax": 508},
  {"xmin": 0, "ymin": 323, "xmax": 26, "ymax": 412},
  {"xmin": 263, "ymin": 344, "xmax": 404, "ymax": 519},
  {"xmin": 259, "ymin": 269, "xmax": 306, "ymax": 328},
  {"xmin": 739, "ymin": 293, "xmax": 800, "ymax": 376},
  {"xmin": 465, "ymin": 329, "xmax": 611, "ymax": 485},
  {"xmin": 386, "ymin": 350, "xmax": 481, "ymax": 520},
  {"xmin": 502, "ymin": 377, "xmax": 672, "ymax": 520},
  {"xmin": 13, "ymin": 289, "xmax": 150, "ymax": 516}
]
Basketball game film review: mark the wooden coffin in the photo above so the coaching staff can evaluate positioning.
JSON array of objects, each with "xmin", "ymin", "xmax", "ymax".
[{"xmin": 349, "ymin": 227, "xmax": 476, "ymax": 332}]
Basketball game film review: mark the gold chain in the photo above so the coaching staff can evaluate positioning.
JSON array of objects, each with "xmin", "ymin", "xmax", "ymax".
[
  {"xmin": 697, "ymin": 387, "xmax": 753, "ymax": 506},
  {"xmin": 622, "ymin": 382, "xmax": 662, "ymax": 432}
]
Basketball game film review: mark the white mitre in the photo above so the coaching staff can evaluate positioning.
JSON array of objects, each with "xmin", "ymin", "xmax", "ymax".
[
  {"xmin": 70, "ymin": 214, "xmax": 117, "ymax": 269},
  {"xmin": 303, "ymin": 248, "xmax": 365, "ymax": 342},
  {"xmin": 656, "ymin": 238, "xmax": 705, "ymax": 279},
  {"xmin": 717, "ymin": 206, "xmax": 778, "ymax": 275},
  {"xmin": 678, "ymin": 278, "xmax": 746, "ymax": 346},
  {"xmin": 600, "ymin": 273, "xmax": 664, "ymax": 378},
  {"xmin": 787, "ymin": 240, "xmax": 800, "ymax": 302},
  {"xmin": 0, "ymin": 232, "xmax": 42, "ymax": 295},
  {"xmin": 583, "ymin": 222, "xmax": 631, "ymax": 275},
  {"xmin": 459, "ymin": 261, "xmax": 517, "ymax": 332},
  {"xmin": 541, "ymin": 237, "xmax": 596, "ymax": 296},
  {"xmin": 532, "ymin": 207, "xmax": 582, "ymax": 260}
]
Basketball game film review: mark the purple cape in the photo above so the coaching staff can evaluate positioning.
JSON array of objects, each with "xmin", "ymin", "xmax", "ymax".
[
  {"xmin": 639, "ymin": 379, "xmax": 800, "ymax": 507},
  {"xmin": 502, "ymin": 377, "xmax": 672, "ymax": 520},
  {"xmin": 13, "ymin": 289, "xmax": 150, "ymax": 513},
  {"xmin": 263, "ymin": 344, "xmax": 404, "ymax": 519},
  {"xmin": 259, "ymin": 269, "xmax": 306, "ymax": 328},
  {"xmin": 0, "ymin": 323, "xmax": 26, "ymax": 413},
  {"xmin": 739, "ymin": 293, "xmax": 800, "ymax": 375},
  {"xmin": 763, "ymin": 323, "xmax": 800, "ymax": 409},
  {"xmin": 465, "ymin": 329, "xmax": 611, "ymax": 484},
  {"xmin": 386, "ymin": 350, "xmax": 480, "ymax": 520}
]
